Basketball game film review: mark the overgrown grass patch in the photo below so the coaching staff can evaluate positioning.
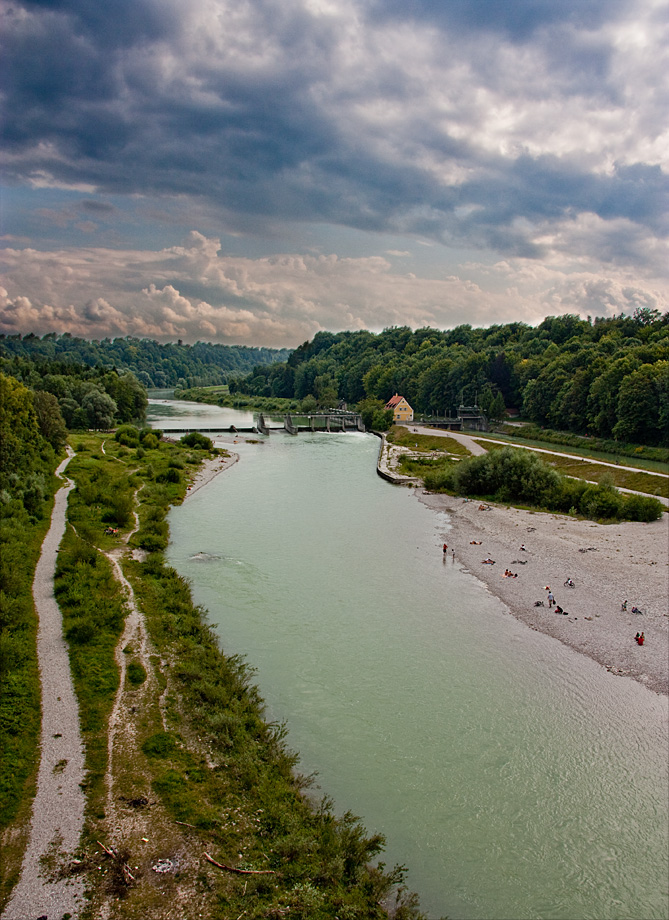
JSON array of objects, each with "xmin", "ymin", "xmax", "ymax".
[
  {"xmin": 397, "ymin": 454, "xmax": 456, "ymax": 478},
  {"xmin": 494, "ymin": 425, "xmax": 669, "ymax": 468},
  {"xmin": 388, "ymin": 425, "xmax": 471, "ymax": 456},
  {"xmin": 55, "ymin": 527, "xmax": 125, "ymax": 806}
]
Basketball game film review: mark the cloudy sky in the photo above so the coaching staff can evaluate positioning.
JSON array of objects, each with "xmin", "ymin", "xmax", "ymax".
[{"xmin": 1, "ymin": 0, "xmax": 668, "ymax": 347}]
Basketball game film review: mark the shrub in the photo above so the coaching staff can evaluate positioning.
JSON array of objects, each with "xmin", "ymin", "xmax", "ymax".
[
  {"xmin": 142, "ymin": 731, "xmax": 179, "ymax": 758},
  {"xmin": 621, "ymin": 493, "xmax": 664, "ymax": 522},
  {"xmin": 578, "ymin": 484, "xmax": 623, "ymax": 520},
  {"xmin": 180, "ymin": 431, "xmax": 213, "ymax": 450},
  {"xmin": 127, "ymin": 661, "xmax": 147, "ymax": 686},
  {"xmin": 66, "ymin": 619, "xmax": 96, "ymax": 645},
  {"xmin": 114, "ymin": 425, "xmax": 140, "ymax": 447},
  {"xmin": 156, "ymin": 467, "xmax": 181, "ymax": 484}
]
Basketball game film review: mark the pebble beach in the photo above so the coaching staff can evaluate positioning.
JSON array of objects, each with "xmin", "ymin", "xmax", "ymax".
[{"xmin": 420, "ymin": 492, "xmax": 669, "ymax": 695}]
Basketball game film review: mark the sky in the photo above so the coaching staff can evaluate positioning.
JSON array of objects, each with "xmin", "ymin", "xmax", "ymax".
[{"xmin": 1, "ymin": 0, "xmax": 668, "ymax": 348}]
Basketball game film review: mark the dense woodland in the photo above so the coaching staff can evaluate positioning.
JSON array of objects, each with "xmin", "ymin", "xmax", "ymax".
[
  {"xmin": 228, "ymin": 310, "xmax": 669, "ymax": 446},
  {"xmin": 1, "ymin": 356, "xmax": 148, "ymax": 431},
  {"xmin": 0, "ymin": 333, "xmax": 290, "ymax": 388}
]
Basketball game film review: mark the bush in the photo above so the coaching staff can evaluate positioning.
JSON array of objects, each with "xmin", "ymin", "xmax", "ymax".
[
  {"xmin": 621, "ymin": 493, "xmax": 664, "ymax": 522},
  {"xmin": 578, "ymin": 483, "xmax": 623, "ymax": 520},
  {"xmin": 424, "ymin": 446, "xmax": 658, "ymax": 523},
  {"xmin": 127, "ymin": 661, "xmax": 147, "ymax": 686},
  {"xmin": 114, "ymin": 425, "xmax": 140, "ymax": 447},
  {"xmin": 180, "ymin": 432, "xmax": 213, "ymax": 450},
  {"xmin": 66, "ymin": 619, "xmax": 96, "ymax": 645},
  {"xmin": 156, "ymin": 467, "xmax": 181, "ymax": 484},
  {"xmin": 142, "ymin": 731, "xmax": 179, "ymax": 758},
  {"xmin": 140, "ymin": 427, "xmax": 162, "ymax": 442}
]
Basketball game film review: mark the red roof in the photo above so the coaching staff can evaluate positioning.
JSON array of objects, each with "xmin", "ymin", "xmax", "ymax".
[{"xmin": 385, "ymin": 393, "xmax": 405, "ymax": 409}]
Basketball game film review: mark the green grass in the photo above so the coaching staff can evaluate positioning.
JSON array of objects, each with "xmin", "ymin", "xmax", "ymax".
[
  {"xmin": 388, "ymin": 425, "xmax": 471, "ymax": 456},
  {"xmin": 491, "ymin": 426, "xmax": 669, "ymax": 471},
  {"xmin": 397, "ymin": 455, "xmax": 458, "ymax": 478}
]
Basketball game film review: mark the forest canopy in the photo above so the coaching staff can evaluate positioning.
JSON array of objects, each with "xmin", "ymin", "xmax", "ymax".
[
  {"xmin": 0, "ymin": 333, "xmax": 291, "ymax": 389},
  {"xmin": 227, "ymin": 311, "xmax": 669, "ymax": 446}
]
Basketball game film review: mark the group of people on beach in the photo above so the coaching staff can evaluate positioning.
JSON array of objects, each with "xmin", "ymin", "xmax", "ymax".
[{"xmin": 444, "ymin": 532, "xmax": 651, "ymax": 649}]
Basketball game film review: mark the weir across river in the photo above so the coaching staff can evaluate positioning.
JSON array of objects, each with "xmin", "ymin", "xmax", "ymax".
[{"xmin": 159, "ymin": 410, "xmax": 365, "ymax": 436}]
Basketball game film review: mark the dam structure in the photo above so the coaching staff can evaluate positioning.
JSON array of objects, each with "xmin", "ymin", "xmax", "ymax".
[{"xmin": 159, "ymin": 411, "xmax": 365, "ymax": 437}]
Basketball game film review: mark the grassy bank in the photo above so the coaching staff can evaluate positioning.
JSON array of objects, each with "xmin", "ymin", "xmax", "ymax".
[
  {"xmin": 52, "ymin": 432, "xmax": 424, "ymax": 918},
  {"xmin": 495, "ymin": 424, "xmax": 669, "ymax": 468}
]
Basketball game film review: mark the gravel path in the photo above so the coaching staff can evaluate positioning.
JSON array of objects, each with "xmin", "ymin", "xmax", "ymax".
[{"xmin": 2, "ymin": 450, "xmax": 87, "ymax": 920}]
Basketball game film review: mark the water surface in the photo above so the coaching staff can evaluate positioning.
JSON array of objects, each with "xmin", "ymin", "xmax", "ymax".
[{"xmin": 153, "ymin": 403, "xmax": 669, "ymax": 920}]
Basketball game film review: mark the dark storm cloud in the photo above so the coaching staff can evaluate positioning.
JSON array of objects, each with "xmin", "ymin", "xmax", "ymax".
[
  {"xmin": 368, "ymin": 0, "xmax": 634, "ymax": 41},
  {"xmin": 1, "ymin": 0, "xmax": 667, "ymax": 268}
]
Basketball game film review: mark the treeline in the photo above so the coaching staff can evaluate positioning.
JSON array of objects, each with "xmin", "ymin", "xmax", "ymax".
[
  {"xmin": 1, "ymin": 356, "xmax": 147, "ymax": 432},
  {"xmin": 0, "ymin": 333, "xmax": 291, "ymax": 389},
  {"xmin": 228, "ymin": 310, "xmax": 669, "ymax": 446}
]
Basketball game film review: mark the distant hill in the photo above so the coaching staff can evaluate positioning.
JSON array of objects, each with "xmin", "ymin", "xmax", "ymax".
[{"xmin": 0, "ymin": 333, "xmax": 292, "ymax": 389}]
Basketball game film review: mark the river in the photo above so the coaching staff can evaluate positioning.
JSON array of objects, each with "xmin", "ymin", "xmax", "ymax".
[{"xmin": 150, "ymin": 399, "xmax": 669, "ymax": 920}]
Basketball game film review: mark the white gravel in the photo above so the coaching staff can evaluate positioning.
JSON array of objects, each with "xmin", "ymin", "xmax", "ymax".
[
  {"xmin": 420, "ymin": 492, "xmax": 669, "ymax": 695},
  {"xmin": 2, "ymin": 450, "xmax": 86, "ymax": 920}
]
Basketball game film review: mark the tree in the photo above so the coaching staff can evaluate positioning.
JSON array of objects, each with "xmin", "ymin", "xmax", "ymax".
[
  {"xmin": 613, "ymin": 363, "xmax": 667, "ymax": 445},
  {"xmin": 82, "ymin": 390, "xmax": 117, "ymax": 430},
  {"xmin": 489, "ymin": 391, "xmax": 506, "ymax": 422},
  {"xmin": 0, "ymin": 374, "xmax": 42, "ymax": 491},
  {"xmin": 31, "ymin": 390, "xmax": 67, "ymax": 450}
]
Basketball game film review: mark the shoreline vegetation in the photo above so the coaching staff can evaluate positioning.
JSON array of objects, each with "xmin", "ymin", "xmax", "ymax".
[
  {"xmin": 385, "ymin": 427, "xmax": 666, "ymax": 521},
  {"xmin": 2, "ymin": 426, "xmax": 425, "ymax": 919}
]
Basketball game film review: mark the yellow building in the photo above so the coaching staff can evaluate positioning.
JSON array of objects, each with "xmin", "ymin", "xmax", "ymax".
[{"xmin": 384, "ymin": 393, "xmax": 414, "ymax": 423}]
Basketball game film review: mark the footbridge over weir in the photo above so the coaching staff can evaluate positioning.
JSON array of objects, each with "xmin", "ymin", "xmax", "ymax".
[{"xmin": 159, "ymin": 411, "xmax": 366, "ymax": 437}]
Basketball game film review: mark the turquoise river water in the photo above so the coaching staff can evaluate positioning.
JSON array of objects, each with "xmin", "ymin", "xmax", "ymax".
[{"xmin": 150, "ymin": 400, "xmax": 669, "ymax": 920}]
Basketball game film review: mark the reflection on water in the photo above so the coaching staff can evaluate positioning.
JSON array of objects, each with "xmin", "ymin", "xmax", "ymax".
[{"xmin": 153, "ymin": 401, "xmax": 669, "ymax": 920}]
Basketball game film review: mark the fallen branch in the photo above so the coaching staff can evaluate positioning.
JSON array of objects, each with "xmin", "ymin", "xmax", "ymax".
[
  {"xmin": 97, "ymin": 840, "xmax": 117, "ymax": 858},
  {"xmin": 175, "ymin": 820, "xmax": 198, "ymax": 828},
  {"xmin": 204, "ymin": 853, "xmax": 276, "ymax": 875}
]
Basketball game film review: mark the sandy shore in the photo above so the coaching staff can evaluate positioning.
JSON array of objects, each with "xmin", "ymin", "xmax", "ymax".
[
  {"xmin": 184, "ymin": 451, "xmax": 239, "ymax": 499},
  {"xmin": 419, "ymin": 492, "xmax": 669, "ymax": 695}
]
